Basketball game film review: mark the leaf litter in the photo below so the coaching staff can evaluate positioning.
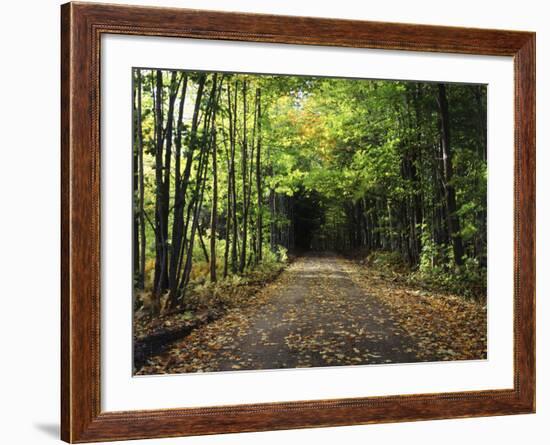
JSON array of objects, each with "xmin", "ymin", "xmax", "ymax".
[{"xmin": 137, "ymin": 255, "xmax": 486, "ymax": 375}]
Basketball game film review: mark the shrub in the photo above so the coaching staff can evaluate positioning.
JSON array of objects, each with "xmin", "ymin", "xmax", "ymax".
[
  {"xmin": 366, "ymin": 250, "xmax": 407, "ymax": 273},
  {"xmin": 413, "ymin": 236, "xmax": 486, "ymax": 300},
  {"xmin": 366, "ymin": 244, "xmax": 486, "ymax": 300}
]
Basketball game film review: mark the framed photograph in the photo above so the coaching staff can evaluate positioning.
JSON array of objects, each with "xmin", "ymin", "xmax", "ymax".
[{"xmin": 61, "ymin": 2, "xmax": 535, "ymax": 442}]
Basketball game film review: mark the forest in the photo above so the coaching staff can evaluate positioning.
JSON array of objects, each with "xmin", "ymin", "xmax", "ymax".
[{"xmin": 132, "ymin": 69, "xmax": 487, "ymax": 374}]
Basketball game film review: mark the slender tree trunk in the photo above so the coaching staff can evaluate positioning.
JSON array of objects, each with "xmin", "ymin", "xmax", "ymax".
[
  {"xmin": 410, "ymin": 84, "xmax": 424, "ymax": 265},
  {"xmin": 132, "ymin": 70, "xmax": 141, "ymax": 288},
  {"xmin": 227, "ymin": 81, "xmax": 239, "ymax": 273},
  {"xmin": 180, "ymin": 125, "xmax": 211, "ymax": 294},
  {"xmin": 132, "ymin": 137, "xmax": 139, "ymax": 283},
  {"xmin": 167, "ymin": 74, "xmax": 188, "ymax": 300},
  {"xmin": 198, "ymin": 224, "xmax": 209, "ymax": 263},
  {"xmin": 437, "ymin": 83, "xmax": 464, "ymax": 266},
  {"xmin": 474, "ymin": 85, "xmax": 487, "ymax": 267},
  {"xmin": 137, "ymin": 71, "xmax": 146, "ymax": 289},
  {"xmin": 179, "ymin": 74, "xmax": 220, "ymax": 296},
  {"xmin": 152, "ymin": 70, "xmax": 165, "ymax": 314},
  {"xmin": 475, "ymin": 85, "xmax": 487, "ymax": 162},
  {"xmin": 255, "ymin": 88, "xmax": 263, "ymax": 263},
  {"xmin": 247, "ymin": 109, "xmax": 256, "ymax": 262},
  {"xmin": 159, "ymin": 71, "xmax": 180, "ymax": 288},
  {"xmin": 167, "ymin": 74, "xmax": 205, "ymax": 309},
  {"xmin": 267, "ymin": 140, "xmax": 276, "ymax": 252},
  {"xmin": 269, "ymin": 190, "xmax": 276, "ymax": 250},
  {"xmin": 181, "ymin": 146, "xmax": 211, "ymax": 293},
  {"xmin": 222, "ymin": 126, "xmax": 232, "ymax": 278},
  {"xmin": 240, "ymin": 79, "xmax": 249, "ymax": 273},
  {"xmin": 210, "ymin": 126, "xmax": 218, "ymax": 282},
  {"xmin": 387, "ymin": 200, "xmax": 394, "ymax": 250}
]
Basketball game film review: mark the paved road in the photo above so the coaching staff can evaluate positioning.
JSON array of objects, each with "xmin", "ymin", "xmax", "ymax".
[{"xmin": 146, "ymin": 254, "xmax": 425, "ymax": 374}]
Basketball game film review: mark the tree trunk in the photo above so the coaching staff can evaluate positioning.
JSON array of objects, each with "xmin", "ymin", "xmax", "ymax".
[
  {"xmin": 227, "ymin": 81, "xmax": 239, "ymax": 273},
  {"xmin": 437, "ymin": 83, "xmax": 464, "ymax": 266},
  {"xmin": 255, "ymin": 88, "xmax": 263, "ymax": 263},
  {"xmin": 239, "ymin": 79, "xmax": 248, "ymax": 273},
  {"xmin": 222, "ymin": 124, "xmax": 232, "ymax": 279},
  {"xmin": 152, "ymin": 70, "xmax": 165, "ymax": 314},
  {"xmin": 198, "ymin": 224, "xmax": 209, "ymax": 263},
  {"xmin": 133, "ymin": 70, "xmax": 142, "ymax": 289},
  {"xmin": 137, "ymin": 71, "xmax": 146, "ymax": 290},
  {"xmin": 475, "ymin": 85, "xmax": 487, "ymax": 162},
  {"xmin": 179, "ymin": 74, "xmax": 220, "ymax": 297},
  {"xmin": 167, "ymin": 74, "xmax": 204, "ymax": 309},
  {"xmin": 167, "ymin": 73, "xmax": 188, "ymax": 301},
  {"xmin": 210, "ymin": 125, "xmax": 218, "ymax": 282}
]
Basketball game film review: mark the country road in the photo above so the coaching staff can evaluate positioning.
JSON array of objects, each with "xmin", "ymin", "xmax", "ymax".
[{"xmin": 137, "ymin": 254, "xmax": 487, "ymax": 375}]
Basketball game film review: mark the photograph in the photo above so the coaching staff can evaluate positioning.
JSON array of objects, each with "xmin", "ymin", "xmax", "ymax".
[
  {"xmin": 51, "ymin": 1, "xmax": 538, "ymax": 442},
  {"xmin": 132, "ymin": 68, "xmax": 488, "ymax": 375}
]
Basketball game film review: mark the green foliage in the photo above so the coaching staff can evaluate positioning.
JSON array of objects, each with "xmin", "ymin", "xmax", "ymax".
[
  {"xmin": 414, "ymin": 228, "xmax": 486, "ymax": 299},
  {"xmin": 275, "ymin": 245, "xmax": 288, "ymax": 263},
  {"xmin": 133, "ymin": 68, "xmax": 487, "ymax": 308},
  {"xmin": 367, "ymin": 250, "xmax": 408, "ymax": 272},
  {"xmin": 184, "ymin": 243, "xmax": 288, "ymax": 313},
  {"xmin": 363, "ymin": 246, "xmax": 485, "ymax": 301}
]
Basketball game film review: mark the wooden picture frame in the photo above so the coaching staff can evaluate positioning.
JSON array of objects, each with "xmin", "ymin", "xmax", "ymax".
[{"xmin": 61, "ymin": 2, "xmax": 535, "ymax": 442}]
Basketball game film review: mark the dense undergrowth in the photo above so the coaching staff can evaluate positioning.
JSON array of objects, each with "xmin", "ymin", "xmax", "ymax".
[
  {"xmin": 135, "ymin": 243, "xmax": 288, "ymax": 318},
  {"xmin": 356, "ymin": 248, "xmax": 486, "ymax": 301},
  {"xmin": 134, "ymin": 244, "xmax": 290, "ymax": 358}
]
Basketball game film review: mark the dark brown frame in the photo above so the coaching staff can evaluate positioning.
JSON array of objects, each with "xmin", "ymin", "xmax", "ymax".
[{"xmin": 61, "ymin": 2, "xmax": 535, "ymax": 442}]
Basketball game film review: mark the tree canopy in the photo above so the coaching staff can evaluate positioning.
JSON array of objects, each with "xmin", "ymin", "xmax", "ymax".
[{"xmin": 133, "ymin": 69, "xmax": 487, "ymax": 314}]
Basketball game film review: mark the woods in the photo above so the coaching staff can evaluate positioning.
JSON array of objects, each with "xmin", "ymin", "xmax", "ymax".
[{"xmin": 133, "ymin": 69, "xmax": 487, "ymax": 319}]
